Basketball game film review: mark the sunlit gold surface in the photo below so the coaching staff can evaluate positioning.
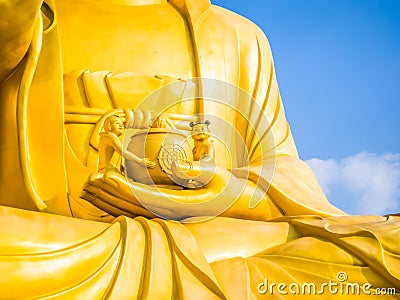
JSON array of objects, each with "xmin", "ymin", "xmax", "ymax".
[
  {"xmin": 0, "ymin": 0, "xmax": 399, "ymax": 298},
  {"xmin": 126, "ymin": 128, "xmax": 192, "ymax": 186}
]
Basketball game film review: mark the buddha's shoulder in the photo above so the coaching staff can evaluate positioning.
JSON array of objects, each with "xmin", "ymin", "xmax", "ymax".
[{"xmin": 210, "ymin": 4, "xmax": 269, "ymax": 41}]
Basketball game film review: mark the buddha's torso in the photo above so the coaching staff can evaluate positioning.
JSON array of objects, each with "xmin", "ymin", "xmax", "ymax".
[
  {"xmin": 55, "ymin": 0, "xmax": 225, "ymax": 219},
  {"xmin": 55, "ymin": 0, "xmax": 192, "ymax": 78}
]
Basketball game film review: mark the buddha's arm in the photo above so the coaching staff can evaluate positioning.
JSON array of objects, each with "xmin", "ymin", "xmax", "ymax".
[
  {"xmin": 0, "ymin": 0, "xmax": 42, "ymax": 82},
  {"xmin": 225, "ymin": 10, "xmax": 346, "ymax": 218}
]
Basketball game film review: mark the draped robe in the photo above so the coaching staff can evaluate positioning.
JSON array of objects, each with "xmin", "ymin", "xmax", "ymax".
[{"xmin": 0, "ymin": 0, "xmax": 399, "ymax": 298}]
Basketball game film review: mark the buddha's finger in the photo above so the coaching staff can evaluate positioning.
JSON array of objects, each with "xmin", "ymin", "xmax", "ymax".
[{"xmin": 171, "ymin": 155, "xmax": 216, "ymax": 187}]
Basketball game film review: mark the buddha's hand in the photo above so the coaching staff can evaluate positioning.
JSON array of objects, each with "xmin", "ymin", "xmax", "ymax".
[
  {"xmin": 171, "ymin": 155, "xmax": 216, "ymax": 187},
  {"xmin": 82, "ymin": 155, "xmax": 267, "ymax": 221}
]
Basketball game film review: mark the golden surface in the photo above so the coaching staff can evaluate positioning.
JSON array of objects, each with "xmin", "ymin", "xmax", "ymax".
[{"xmin": 0, "ymin": 0, "xmax": 399, "ymax": 299}]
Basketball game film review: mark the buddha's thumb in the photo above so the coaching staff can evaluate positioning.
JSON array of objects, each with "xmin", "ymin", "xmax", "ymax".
[{"xmin": 171, "ymin": 155, "xmax": 216, "ymax": 187}]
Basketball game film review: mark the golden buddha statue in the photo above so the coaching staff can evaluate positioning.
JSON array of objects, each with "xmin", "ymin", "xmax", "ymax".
[{"xmin": 0, "ymin": 0, "xmax": 399, "ymax": 299}]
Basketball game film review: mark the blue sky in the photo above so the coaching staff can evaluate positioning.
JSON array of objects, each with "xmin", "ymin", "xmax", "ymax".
[{"xmin": 212, "ymin": 0, "xmax": 400, "ymax": 215}]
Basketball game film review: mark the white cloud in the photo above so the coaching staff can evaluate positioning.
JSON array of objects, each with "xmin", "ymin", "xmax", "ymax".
[{"xmin": 306, "ymin": 152, "xmax": 400, "ymax": 215}]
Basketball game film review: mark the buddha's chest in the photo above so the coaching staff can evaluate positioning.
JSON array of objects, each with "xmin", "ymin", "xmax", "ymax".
[{"xmin": 55, "ymin": 1, "xmax": 192, "ymax": 78}]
